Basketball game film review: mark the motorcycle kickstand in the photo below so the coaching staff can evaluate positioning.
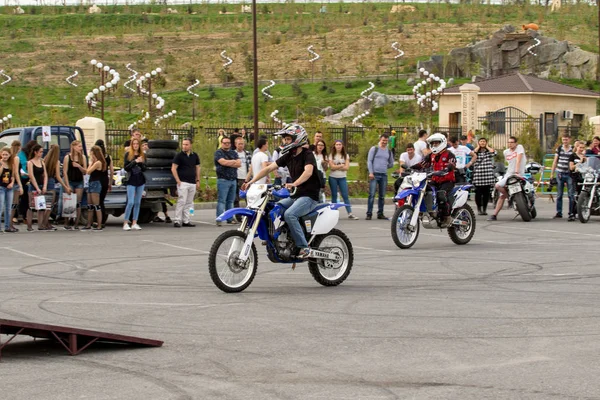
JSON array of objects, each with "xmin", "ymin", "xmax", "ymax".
[{"xmin": 292, "ymin": 262, "xmax": 297, "ymax": 270}]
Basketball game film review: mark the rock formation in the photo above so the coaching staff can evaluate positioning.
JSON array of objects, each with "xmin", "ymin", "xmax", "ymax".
[{"xmin": 418, "ymin": 25, "xmax": 598, "ymax": 80}]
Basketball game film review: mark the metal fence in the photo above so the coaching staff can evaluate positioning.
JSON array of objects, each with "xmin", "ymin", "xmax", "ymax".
[{"xmin": 478, "ymin": 106, "xmax": 541, "ymax": 150}]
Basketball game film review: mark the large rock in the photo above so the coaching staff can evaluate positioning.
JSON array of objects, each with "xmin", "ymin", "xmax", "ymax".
[
  {"xmin": 321, "ymin": 106, "xmax": 334, "ymax": 116},
  {"xmin": 419, "ymin": 25, "xmax": 597, "ymax": 80}
]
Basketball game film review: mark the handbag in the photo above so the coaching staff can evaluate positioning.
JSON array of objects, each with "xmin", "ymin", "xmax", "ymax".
[
  {"xmin": 34, "ymin": 195, "xmax": 46, "ymax": 211},
  {"xmin": 62, "ymin": 192, "xmax": 77, "ymax": 218}
]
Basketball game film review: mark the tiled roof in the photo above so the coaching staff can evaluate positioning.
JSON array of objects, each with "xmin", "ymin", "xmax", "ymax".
[{"xmin": 443, "ymin": 73, "xmax": 599, "ymax": 97}]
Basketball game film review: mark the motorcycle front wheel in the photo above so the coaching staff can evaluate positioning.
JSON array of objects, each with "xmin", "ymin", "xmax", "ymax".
[
  {"xmin": 308, "ymin": 228, "xmax": 353, "ymax": 286},
  {"xmin": 577, "ymin": 191, "xmax": 591, "ymax": 223},
  {"xmin": 208, "ymin": 230, "xmax": 258, "ymax": 293},
  {"xmin": 514, "ymin": 192, "xmax": 532, "ymax": 222},
  {"xmin": 447, "ymin": 204, "xmax": 476, "ymax": 245},
  {"xmin": 391, "ymin": 205, "xmax": 420, "ymax": 249}
]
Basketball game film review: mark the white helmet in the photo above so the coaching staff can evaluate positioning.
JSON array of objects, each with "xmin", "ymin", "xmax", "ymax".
[{"xmin": 427, "ymin": 133, "xmax": 447, "ymax": 155}]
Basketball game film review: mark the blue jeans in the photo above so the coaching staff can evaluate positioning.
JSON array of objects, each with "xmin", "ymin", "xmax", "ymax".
[
  {"xmin": 556, "ymin": 172, "xmax": 575, "ymax": 216},
  {"xmin": 0, "ymin": 186, "xmax": 14, "ymax": 230},
  {"xmin": 329, "ymin": 176, "xmax": 352, "ymax": 214},
  {"xmin": 216, "ymin": 179, "xmax": 236, "ymax": 221},
  {"xmin": 367, "ymin": 173, "xmax": 388, "ymax": 216},
  {"xmin": 125, "ymin": 184, "xmax": 145, "ymax": 222},
  {"xmin": 278, "ymin": 196, "xmax": 318, "ymax": 249}
]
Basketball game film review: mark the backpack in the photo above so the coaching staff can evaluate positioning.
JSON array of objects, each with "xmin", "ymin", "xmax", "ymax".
[{"xmin": 371, "ymin": 146, "xmax": 393, "ymax": 166}]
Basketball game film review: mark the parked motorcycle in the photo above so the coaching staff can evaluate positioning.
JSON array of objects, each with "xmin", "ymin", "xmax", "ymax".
[
  {"xmin": 391, "ymin": 169, "xmax": 476, "ymax": 249},
  {"xmin": 504, "ymin": 162, "xmax": 541, "ymax": 222},
  {"xmin": 208, "ymin": 184, "xmax": 354, "ymax": 293},
  {"xmin": 576, "ymin": 156, "xmax": 600, "ymax": 223}
]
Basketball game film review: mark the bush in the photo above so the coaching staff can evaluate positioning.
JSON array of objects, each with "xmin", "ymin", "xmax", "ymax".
[
  {"xmin": 344, "ymin": 81, "xmax": 353, "ymax": 89},
  {"xmin": 327, "ymin": 87, "xmax": 336, "ymax": 94}
]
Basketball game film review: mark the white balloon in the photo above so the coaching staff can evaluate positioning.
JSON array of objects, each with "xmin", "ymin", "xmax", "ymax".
[
  {"xmin": 423, "ymin": 71, "xmax": 429, "ymax": 76},
  {"xmin": 152, "ymin": 93, "xmax": 158, "ymax": 99},
  {"xmin": 106, "ymin": 82, "xmax": 113, "ymax": 88},
  {"xmin": 3, "ymin": 117, "xmax": 8, "ymax": 122},
  {"xmin": 421, "ymin": 80, "xmax": 427, "ymax": 85},
  {"xmin": 96, "ymin": 62, "xmax": 103, "ymax": 69},
  {"xmin": 145, "ymin": 73, "xmax": 151, "ymax": 78},
  {"xmin": 140, "ymin": 76, "xmax": 146, "ymax": 81},
  {"xmin": 93, "ymin": 88, "xmax": 99, "ymax": 94},
  {"xmin": 111, "ymin": 79, "xmax": 118, "ymax": 85},
  {"xmin": 7, "ymin": 114, "xmax": 12, "ymax": 119},
  {"xmin": 172, "ymin": 110, "xmax": 177, "ymax": 114},
  {"xmin": 103, "ymin": 66, "xmax": 110, "ymax": 72},
  {"xmin": 99, "ymin": 85, "xmax": 106, "ymax": 91},
  {"xmin": 90, "ymin": 59, "xmax": 97, "ymax": 65},
  {"xmin": 434, "ymin": 76, "xmax": 440, "ymax": 81},
  {"xmin": 419, "ymin": 67, "xmax": 425, "ymax": 72},
  {"xmin": 156, "ymin": 68, "xmax": 162, "ymax": 73},
  {"xmin": 432, "ymin": 89, "xmax": 438, "ymax": 95},
  {"xmin": 151, "ymin": 70, "xmax": 157, "ymax": 76},
  {"xmin": 156, "ymin": 104, "xmax": 162, "ymax": 109},
  {"xmin": 426, "ymin": 78, "xmax": 431, "ymax": 82},
  {"xmin": 426, "ymin": 92, "xmax": 431, "ymax": 97}
]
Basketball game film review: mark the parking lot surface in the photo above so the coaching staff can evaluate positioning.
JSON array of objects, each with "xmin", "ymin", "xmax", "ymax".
[{"xmin": 2, "ymin": 199, "xmax": 600, "ymax": 399}]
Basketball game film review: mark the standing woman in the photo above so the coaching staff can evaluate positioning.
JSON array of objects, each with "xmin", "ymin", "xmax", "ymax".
[
  {"xmin": 26, "ymin": 144, "xmax": 48, "ymax": 231},
  {"xmin": 471, "ymin": 138, "xmax": 496, "ymax": 216},
  {"xmin": 328, "ymin": 140, "xmax": 359, "ymax": 220},
  {"xmin": 313, "ymin": 139, "xmax": 329, "ymax": 202},
  {"xmin": 17, "ymin": 140, "xmax": 37, "ymax": 225},
  {"xmin": 42, "ymin": 144, "xmax": 66, "ymax": 231},
  {"xmin": 123, "ymin": 138, "xmax": 146, "ymax": 231},
  {"xmin": 62, "ymin": 140, "xmax": 87, "ymax": 230},
  {"xmin": 94, "ymin": 139, "xmax": 113, "ymax": 228},
  {"xmin": 569, "ymin": 140, "xmax": 587, "ymax": 198},
  {"xmin": 0, "ymin": 147, "xmax": 15, "ymax": 232},
  {"xmin": 9, "ymin": 140, "xmax": 23, "ymax": 232},
  {"xmin": 82, "ymin": 146, "xmax": 107, "ymax": 231}
]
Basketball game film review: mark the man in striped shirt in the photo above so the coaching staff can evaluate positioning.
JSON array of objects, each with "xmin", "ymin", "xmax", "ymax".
[{"xmin": 550, "ymin": 133, "xmax": 575, "ymax": 221}]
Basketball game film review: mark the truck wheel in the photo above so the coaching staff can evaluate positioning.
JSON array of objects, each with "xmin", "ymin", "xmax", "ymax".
[
  {"xmin": 148, "ymin": 140, "xmax": 179, "ymax": 150},
  {"xmin": 145, "ymin": 158, "xmax": 173, "ymax": 168},
  {"xmin": 146, "ymin": 148, "xmax": 178, "ymax": 159},
  {"xmin": 137, "ymin": 208, "xmax": 154, "ymax": 224}
]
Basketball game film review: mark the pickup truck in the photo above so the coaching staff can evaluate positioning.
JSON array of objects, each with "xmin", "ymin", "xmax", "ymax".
[{"xmin": 0, "ymin": 126, "xmax": 177, "ymax": 224}]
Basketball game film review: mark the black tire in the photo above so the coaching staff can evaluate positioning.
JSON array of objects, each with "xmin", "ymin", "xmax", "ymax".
[
  {"xmin": 146, "ymin": 148, "xmax": 178, "ymax": 159},
  {"xmin": 447, "ymin": 204, "xmax": 476, "ymax": 245},
  {"xmin": 148, "ymin": 140, "xmax": 179, "ymax": 150},
  {"xmin": 208, "ymin": 230, "xmax": 258, "ymax": 293},
  {"xmin": 514, "ymin": 192, "xmax": 532, "ymax": 222},
  {"xmin": 145, "ymin": 158, "xmax": 173, "ymax": 168},
  {"xmin": 577, "ymin": 191, "xmax": 591, "ymax": 223},
  {"xmin": 308, "ymin": 228, "xmax": 353, "ymax": 287},
  {"xmin": 137, "ymin": 208, "xmax": 154, "ymax": 224},
  {"xmin": 391, "ymin": 205, "xmax": 420, "ymax": 249},
  {"xmin": 530, "ymin": 206, "xmax": 537, "ymax": 219}
]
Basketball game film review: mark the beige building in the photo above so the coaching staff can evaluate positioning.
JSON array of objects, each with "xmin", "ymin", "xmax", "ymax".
[{"xmin": 439, "ymin": 73, "xmax": 599, "ymax": 150}]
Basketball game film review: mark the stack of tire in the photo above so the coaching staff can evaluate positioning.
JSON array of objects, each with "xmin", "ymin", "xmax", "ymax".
[{"xmin": 146, "ymin": 139, "xmax": 179, "ymax": 168}]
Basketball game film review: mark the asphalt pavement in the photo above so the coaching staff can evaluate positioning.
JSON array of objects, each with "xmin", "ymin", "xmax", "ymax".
[{"xmin": 2, "ymin": 198, "xmax": 600, "ymax": 399}]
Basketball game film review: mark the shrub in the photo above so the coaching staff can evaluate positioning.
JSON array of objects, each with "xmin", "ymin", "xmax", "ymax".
[{"xmin": 344, "ymin": 81, "xmax": 353, "ymax": 89}]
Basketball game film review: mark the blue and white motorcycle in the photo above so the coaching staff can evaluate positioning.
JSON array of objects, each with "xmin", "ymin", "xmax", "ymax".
[
  {"xmin": 391, "ymin": 169, "xmax": 476, "ymax": 249},
  {"xmin": 208, "ymin": 184, "xmax": 354, "ymax": 293}
]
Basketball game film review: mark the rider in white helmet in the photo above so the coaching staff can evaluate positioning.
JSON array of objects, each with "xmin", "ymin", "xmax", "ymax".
[
  {"xmin": 416, "ymin": 132, "xmax": 457, "ymax": 219},
  {"xmin": 242, "ymin": 124, "xmax": 322, "ymax": 258}
]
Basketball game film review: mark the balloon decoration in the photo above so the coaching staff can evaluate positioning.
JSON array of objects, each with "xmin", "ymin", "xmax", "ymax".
[
  {"xmin": 307, "ymin": 45, "xmax": 320, "ymax": 63},
  {"xmin": 270, "ymin": 110, "xmax": 285, "ymax": 126},
  {"xmin": 412, "ymin": 67, "xmax": 446, "ymax": 112},
  {"xmin": 154, "ymin": 110, "xmax": 177, "ymax": 127},
  {"xmin": 187, "ymin": 79, "xmax": 200, "ymax": 98},
  {"xmin": 0, "ymin": 113, "xmax": 13, "ymax": 128},
  {"xmin": 128, "ymin": 111, "xmax": 150, "ymax": 131},
  {"xmin": 220, "ymin": 50, "xmax": 233, "ymax": 68},
  {"xmin": 135, "ymin": 68, "xmax": 164, "ymax": 110},
  {"xmin": 66, "ymin": 71, "xmax": 78, "ymax": 87},
  {"xmin": 527, "ymin": 37, "xmax": 541, "ymax": 57},
  {"xmin": 261, "ymin": 80, "xmax": 275, "ymax": 100},
  {"xmin": 352, "ymin": 110, "xmax": 370, "ymax": 125},
  {"xmin": 124, "ymin": 63, "xmax": 138, "ymax": 93},
  {"xmin": 352, "ymin": 81, "xmax": 375, "ymax": 125},
  {"xmin": 0, "ymin": 70, "xmax": 12, "ymax": 86},
  {"xmin": 391, "ymin": 42, "xmax": 404, "ymax": 59},
  {"xmin": 85, "ymin": 60, "xmax": 121, "ymax": 118}
]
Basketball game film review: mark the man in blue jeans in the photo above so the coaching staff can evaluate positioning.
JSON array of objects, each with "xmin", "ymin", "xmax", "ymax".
[
  {"xmin": 366, "ymin": 133, "xmax": 395, "ymax": 220},
  {"xmin": 243, "ymin": 124, "xmax": 321, "ymax": 258},
  {"xmin": 214, "ymin": 137, "xmax": 241, "ymax": 226},
  {"xmin": 550, "ymin": 133, "xmax": 575, "ymax": 221}
]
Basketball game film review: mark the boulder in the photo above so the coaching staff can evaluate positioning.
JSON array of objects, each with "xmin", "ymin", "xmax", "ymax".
[
  {"xmin": 241, "ymin": 5, "xmax": 252, "ymax": 13},
  {"xmin": 166, "ymin": 8, "xmax": 178, "ymax": 14},
  {"xmin": 374, "ymin": 94, "xmax": 389, "ymax": 107},
  {"xmin": 88, "ymin": 4, "xmax": 101, "ymax": 14},
  {"xmin": 13, "ymin": 6, "xmax": 25, "ymax": 14},
  {"xmin": 406, "ymin": 77, "xmax": 415, "ymax": 86},
  {"xmin": 564, "ymin": 48, "xmax": 592, "ymax": 67},
  {"xmin": 321, "ymin": 106, "xmax": 334, "ymax": 116}
]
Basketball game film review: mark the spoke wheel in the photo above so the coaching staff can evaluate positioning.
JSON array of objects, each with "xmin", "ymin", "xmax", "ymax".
[
  {"xmin": 577, "ymin": 192, "xmax": 591, "ymax": 223},
  {"xmin": 208, "ymin": 230, "xmax": 257, "ymax": 293},
  {"xmin": 391, "ymin": 205, "xmax": 420, "ymax": 249},
  {"xmin": 447, "ymin": 204, "xmax": 476, "ymax": 245},
  {"xmin": 308, "ymin": 228, "xmax": 353, "ymax": 286}
]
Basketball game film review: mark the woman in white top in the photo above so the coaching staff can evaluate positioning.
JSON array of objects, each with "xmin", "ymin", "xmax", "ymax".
[
  {"xmin": 328, "ymin": 140, "xmax": 358, "ymax": 220},
  {"xmin": 313, "ymin": 140, "xmax": 329, "ymax": 203}
]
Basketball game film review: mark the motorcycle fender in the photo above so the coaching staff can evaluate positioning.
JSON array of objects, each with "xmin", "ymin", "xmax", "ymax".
[
  {"xmin": 216, "ymin": 207, "xmax": 255, "ymax": 222},
  {"xmin": 311, "ymin": 207, "xmax": 340, "ymax": 235},
  {"xmin": 395, "ymin": 188, "xmax": 420, "ymax": 202},
  {"xmin": 452, "ymin": 190, "xmax": 469, "ymax": 209}
]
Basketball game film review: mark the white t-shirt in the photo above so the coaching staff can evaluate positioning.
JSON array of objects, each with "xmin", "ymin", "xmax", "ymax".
[
  {"xmin": 329, "ymin": 154, "xmax": 349, "ymax": 178},
  {"xmin": 251, "ymin": 151, "xmax": 270, "ymax": 184},
  {"xmin": 413, "ymin": 140, "xmax": 428, "ymax": 158},
  {"xmin": 504, "ymin": 144, "xmax": 527, "ymax": 176},
  {"xmin": 236, "ymin": 150, "xmax": 249, "ymax": 180},
  {"xmin": 448, "ymin": 145, "xmax": 471, "ymax": 169},
  {"xmin": 399, "ymin": 152, "xmax": 422, "ymax": 169}
]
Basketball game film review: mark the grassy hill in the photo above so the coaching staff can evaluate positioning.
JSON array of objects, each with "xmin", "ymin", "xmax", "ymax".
[{"xmin": 0, "ymin": 2, "xmax": 597, "ymax": 126}]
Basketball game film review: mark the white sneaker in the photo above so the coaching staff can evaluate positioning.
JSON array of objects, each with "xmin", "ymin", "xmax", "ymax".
[
  {"xmin": 123, "ymin": 223, "xmax": 131, "ymax": 231},
  {"xmin": 131, "ymin": 224, "xmax": 142, "ymax": 231},
  {"xmin": 348, "ymin": 214, "xmax": 359, "ymax": 220}
]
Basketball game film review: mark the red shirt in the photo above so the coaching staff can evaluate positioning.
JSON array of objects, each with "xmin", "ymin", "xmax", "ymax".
[{"xmin": 429, "ymin": 150, "xmax": 456, "ymax": 184}]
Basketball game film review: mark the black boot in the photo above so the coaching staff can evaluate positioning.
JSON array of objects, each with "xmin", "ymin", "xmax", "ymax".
[{"xmin": 481, "ymin": 205, "xmax": 488, "ymax": 216}]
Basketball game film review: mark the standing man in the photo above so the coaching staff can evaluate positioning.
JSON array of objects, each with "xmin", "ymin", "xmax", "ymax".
[
  {"xmin": 394, "ymin": 143, "xmax": 423, "ymax": 193},
  {"xmin": 413, "ymin": 129, "xmax": 431, "ymax": 159},
  {"xmin": 487, "ymin": 136, "xmax": 527, "ymax": 221},
  {"xmin": 124, "ymin": 129, "xmax": 143, "ymax": 152},
  {"xmin": 171, "ymin": 138, "xmax": 200, "ymax": 228},
  {"xmin": 309, "ymin": 131, "xmax": 324, "ymax": 151},
  {"xmin": 460, "ymin": 135, "xmax": 474, "ymax": 150},
  {"xmin": 214, "ymin": 137, "xmax": 241, "ymax": 226},
  {"xmin": 366, "ymin": 133, "xmax": 395, "ymax": 220},
  {"xmin": 389, "ymin": 130, "xmax": 397, "ymax": 158},
  {"xmin": 550, "ymin": 133, "xmax": 575, "ymax": 220},
  {"xmin": 234, "ymin": 136, "xmax": 251, "ymax": 211},
  {"xmin": 249, "ymin": 138, "xmax": 271, "ymax": 184},
  {"xmin": 448, "ymin": 135, "xmax": 477, "ymax": 183}
]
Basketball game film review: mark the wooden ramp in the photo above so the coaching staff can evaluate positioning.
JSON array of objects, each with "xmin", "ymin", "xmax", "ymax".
[{"xmin": 0, "ymin": 319, "xmax": 163, "ymax": 360}]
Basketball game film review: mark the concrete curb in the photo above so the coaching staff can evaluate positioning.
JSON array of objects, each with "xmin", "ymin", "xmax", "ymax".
[{"xmin": 193, "ymin": 197, "xmax": 395, "ymax": 209}]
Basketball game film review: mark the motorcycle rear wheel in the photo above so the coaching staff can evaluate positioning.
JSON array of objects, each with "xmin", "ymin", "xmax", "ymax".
[
  {"xmin": 514, "ymin": 192, "xmax": 532, "ymax": 222},
  {"xmin": 577, "ymin": 192, "xmax": 591, "ymax": 223},
  {"xmin": 308, "ymin": 228, "xmax": 353, "ymax": 286},
  {"xmin": 391, "ymin": 205, "xmax": 420, "ymax": 249},
  {"xmin": 208, "ymin": 230, "xmax": 257, "ymax": 293},
  {"xmin": 447, "ymin": 204, "xmax": 476, "ymax": 245}
]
